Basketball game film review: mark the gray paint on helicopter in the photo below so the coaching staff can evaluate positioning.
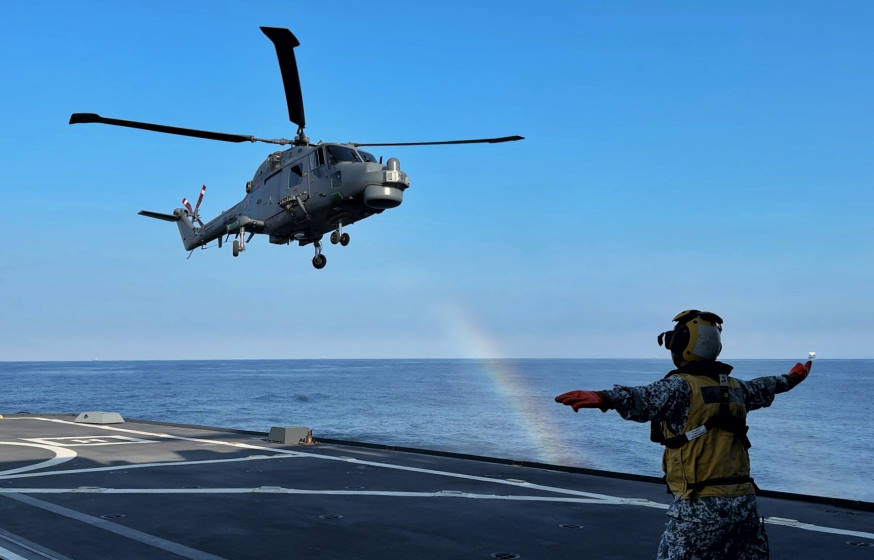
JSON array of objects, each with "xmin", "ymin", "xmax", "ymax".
[{"xmin": 69, "ymin": 27, "xmax": 522, "ymax": 269}]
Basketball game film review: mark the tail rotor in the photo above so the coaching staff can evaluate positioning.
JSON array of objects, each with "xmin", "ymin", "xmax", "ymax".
[{"xmin": 182, "ymin": 185, "xmax": 206, "ymax": 226}]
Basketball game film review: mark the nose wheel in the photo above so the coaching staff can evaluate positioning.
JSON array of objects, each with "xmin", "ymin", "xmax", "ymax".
[{"xmin": 330, "ymin": 224, "xmax": 350, "ymax": 247}]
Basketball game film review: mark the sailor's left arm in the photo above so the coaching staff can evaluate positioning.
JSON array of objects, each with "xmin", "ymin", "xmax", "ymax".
[{"xmin": 741, "ymin": 361, "xmax": 812, "ymax": 411}]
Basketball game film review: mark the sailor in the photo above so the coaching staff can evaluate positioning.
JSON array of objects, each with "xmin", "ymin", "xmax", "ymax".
[{"xmin": 555, "ymin": 310, "xmax": 812, "ymax": 559}]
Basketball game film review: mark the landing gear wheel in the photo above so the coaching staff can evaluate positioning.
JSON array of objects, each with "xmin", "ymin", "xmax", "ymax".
[
  {"xmin": 330, "ymin": 231, "xmax": 340, "ymax": 245},
  {"xmin": 339, "ymin": 233, "xmax": 350, "ymax": 246},
  {"xmin": 232, "ymin": 240, "xmax": 240, "ymax": 257},
  {"xmin": 312, "ymin": 254, "xmax": 327, "ymax": 269}
]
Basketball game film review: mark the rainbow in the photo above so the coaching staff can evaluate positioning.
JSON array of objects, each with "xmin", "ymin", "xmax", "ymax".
[{"xmin": 438, "ymin": 301, "xmax": 574, "ymax": 466}]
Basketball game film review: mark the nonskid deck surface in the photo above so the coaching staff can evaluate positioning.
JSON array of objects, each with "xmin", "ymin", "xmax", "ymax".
[{"xmin": 0, "ymin": 415, "xmax": 870, "ymax": 559}]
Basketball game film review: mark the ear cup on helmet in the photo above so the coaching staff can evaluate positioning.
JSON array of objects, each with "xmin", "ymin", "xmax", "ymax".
[{"xmin": 670, "ymin": 325, "xmax": 690, "ymax": 355}]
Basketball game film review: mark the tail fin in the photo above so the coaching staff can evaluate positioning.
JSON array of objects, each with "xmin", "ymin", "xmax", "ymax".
[{"xmin": 139, "ymin": 208, "xmax": 199, "ymax": 250}]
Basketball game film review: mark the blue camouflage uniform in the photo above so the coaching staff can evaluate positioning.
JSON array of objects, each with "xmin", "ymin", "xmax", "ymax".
[{"xmin": 600, "ymin": 364, "xmax": 794, "ymax": 560}]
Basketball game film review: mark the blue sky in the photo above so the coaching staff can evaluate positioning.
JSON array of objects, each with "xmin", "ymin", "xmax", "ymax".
[{"xmin": 1, "ymin": 1, "xmax": 871, "ymax": 360}]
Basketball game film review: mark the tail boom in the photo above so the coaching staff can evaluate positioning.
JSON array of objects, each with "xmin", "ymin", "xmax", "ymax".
[{"xmin": 140, "ymin": 208, "xmax": 200, "ymax": 251}]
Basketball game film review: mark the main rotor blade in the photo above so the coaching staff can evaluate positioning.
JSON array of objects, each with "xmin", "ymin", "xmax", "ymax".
[
  {"xmin": 353, "ymin": 135, "xmax": 524, "ymax": 147},
  {"xmin": 260, "ymin": 27, "xmax": 306, "ymax": 129},
  {"xmin": 69, "ymin": 113, "xmax": 292, "ymax": 145}
]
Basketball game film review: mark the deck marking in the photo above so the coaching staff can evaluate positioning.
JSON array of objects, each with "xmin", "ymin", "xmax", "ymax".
[
  {"xmin": 2, "ymin": 493, "xmax": 230, "ymax": 560},
  {"xmin": 0, "ymin": 442, "xmax": 77, "ymax": 476},
  {"xmin": 1, "ymin": 417, "xmax": 636, "ymax": 501},
  {"xmin": 1, "ymin": 487, "xmax": 872, "ymax": 540},
  {"xmin": 0, "ymin": 453, "xmax": 297, "ymax": 481},
  {"xmin": 0, "ymin": 487, "xmax": 651, "ymax": 505},
  {"xmin": 24, "ymin": 435, "xmax": 155, "ymax": 447},
  {"xmin": 763, "ymin": 516, "xmax": 874, "ymax": 539},
  {"xmin": 0, "ymin": 543, "xmax": 29, "ymax": 560},
  {"xmin": 7, "ymin": 417, "xmax": 871, "ymax": 541},
  {"xmin": 0, "ymin": 526, "xmax": 75, "ymax": 560},
  {"xmin": 2, "ymin": 417, "xmax": 305, "ymax": 456}
]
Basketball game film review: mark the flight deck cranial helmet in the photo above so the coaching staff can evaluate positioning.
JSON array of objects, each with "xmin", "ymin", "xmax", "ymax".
[{"xmin": 657, "ymin": 310, "xmax": 724, "ymax": 362}]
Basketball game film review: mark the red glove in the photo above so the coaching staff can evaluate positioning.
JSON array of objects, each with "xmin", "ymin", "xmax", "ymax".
[
  {"xmin": 786, "ymin": 361, "xmax": 812, "ymax": 387},
  {"xmin": 555, "ymin": 390, "xmax": 610, "ymax": 412}
]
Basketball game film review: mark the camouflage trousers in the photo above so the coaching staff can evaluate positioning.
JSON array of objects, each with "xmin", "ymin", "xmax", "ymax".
[{"xmin": 657, "ymin": 495, "xmax": 769, "ymax": 559}]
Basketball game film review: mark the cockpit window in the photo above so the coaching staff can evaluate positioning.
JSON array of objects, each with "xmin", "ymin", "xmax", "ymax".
[
  {"xmin": 358, "ymin": 150, "xmax": 378, "ymax": 163},
  {"xmin": 325, "ymin": 145, "xmax": 361, "ymax": 163}
]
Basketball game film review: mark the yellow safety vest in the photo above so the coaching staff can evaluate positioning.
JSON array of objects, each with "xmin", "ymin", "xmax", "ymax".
[{"xmin": 660, "ymin": 373, "xmax": 755, "ymax": 499}]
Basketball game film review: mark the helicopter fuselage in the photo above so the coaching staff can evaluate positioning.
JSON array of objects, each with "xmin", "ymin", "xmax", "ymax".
[{"xmin": 172, "ymin": 142, "xmax": 409, "ymax": 260}]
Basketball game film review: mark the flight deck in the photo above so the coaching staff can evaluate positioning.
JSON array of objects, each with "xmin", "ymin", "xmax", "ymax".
[{"xmin": 0, "ymin": 414, "xmax": 871, "ymax": 559}]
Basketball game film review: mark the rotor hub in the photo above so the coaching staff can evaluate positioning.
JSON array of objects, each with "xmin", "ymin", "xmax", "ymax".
[{"xmin": 293, "ymin": 126, "xmax": 309, "ymax": 146}]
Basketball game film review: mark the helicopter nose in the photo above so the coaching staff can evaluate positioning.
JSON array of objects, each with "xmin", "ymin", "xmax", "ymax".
[
  {"xmin": 363, "ymin": 158, "xmax": 409, "ymax": 209},
  {"xmin": 364, "ymin": 185, "xmax": 403, "ymax": 209},
  {"xmin": 364, "ymin": 158, "xmax": 410, "ymax": 210}
]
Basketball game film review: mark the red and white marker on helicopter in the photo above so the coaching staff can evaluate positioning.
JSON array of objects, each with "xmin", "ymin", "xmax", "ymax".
[{"xmin": 181, "ymin": 185, "xmax": 207, "ymax": 227}]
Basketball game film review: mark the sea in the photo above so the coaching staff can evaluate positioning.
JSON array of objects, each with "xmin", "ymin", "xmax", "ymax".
[{"xmin": 1, "ymin": 359, "xmax": 871, "ymax": 503}]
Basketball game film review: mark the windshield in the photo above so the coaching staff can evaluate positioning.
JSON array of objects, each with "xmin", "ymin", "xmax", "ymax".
[
  {"xmin": 358, "ymin": 150, "xmax": 378, "ymax": 163},
  {"xmin": 325, "ymin": 145, "xmax": 361, "ymax": 163}
]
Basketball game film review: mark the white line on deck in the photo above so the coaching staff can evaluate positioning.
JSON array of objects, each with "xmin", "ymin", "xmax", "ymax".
[
  {"xmin": 764, "ymin": 516, "xmax": 874, "ymax": 539},
  {"xmin": 24, "ymin": 435, "xmax": 155, "ymax": 447},
  {"xmin": 0, "ymin": 544, "xmax": 29, "ymax": 560},
  {"xmin": 0, "ymin": 442, "xmax": 77, "ymax": 476},
  {"xmin": 2, "ymin": 493, "xmax": 230, "ymax": 560},
  {"xmin": 0, "ymin": 453, "xmax": 296, "ymax": 481},
  {"xmin": 0, "ymin": 486, "xmax": 642, "ymax": 502},
  {"xmin": 0, "ymin": 526, "xmax": 75, "ymax": 560},
  {"xmin": 1, "ymin": 487, "xmax": 872, "ymax": 540}
]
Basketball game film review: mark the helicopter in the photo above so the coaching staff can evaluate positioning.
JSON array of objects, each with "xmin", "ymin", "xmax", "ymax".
[{"xmin": 69, "ymin": 27, "xmax": 523, "ymax": 269}]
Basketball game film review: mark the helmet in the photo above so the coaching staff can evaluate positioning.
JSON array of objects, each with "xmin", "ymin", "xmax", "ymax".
[{"xmin": 657, "ymin": 310, "xmax": 723, "ymax": 362}]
